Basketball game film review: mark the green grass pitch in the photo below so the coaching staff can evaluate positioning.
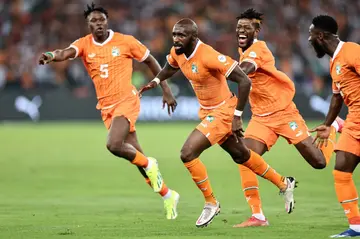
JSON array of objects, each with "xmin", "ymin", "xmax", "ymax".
[{"xmin": 0, "ymin": 121, "xmax": 358, "ymax": 238}]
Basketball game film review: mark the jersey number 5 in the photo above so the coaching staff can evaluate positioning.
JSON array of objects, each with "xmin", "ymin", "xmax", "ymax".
[{"xmin": 100, "ymin": 64, "xmax": 109, "ymax": 78}]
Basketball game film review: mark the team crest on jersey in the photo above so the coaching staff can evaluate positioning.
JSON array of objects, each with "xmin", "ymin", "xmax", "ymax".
[
  {"xmin": 111, "ymin": 47, "xmax": 120, "ymax": 57},
  {"xmin": 218, "ymin": 55, "xmax": 226, "ymax": 63},
  {"xmin": 249, "ymin": 51, "xmax": 257, "ymax": 58},
  {"xmin": 289, "ymin": 121, "xmax": 298, "ymax": 131},
  {"xmin": 335, "ymin": 62, "xmax": 341, "ymax": 75},
  {"xmin": 206, "ymin": 115, "xmax": 214, "ymax": 122},
  {"xmin": 191, "ymin": 63, "xmax": 198, "ymax": 73}
]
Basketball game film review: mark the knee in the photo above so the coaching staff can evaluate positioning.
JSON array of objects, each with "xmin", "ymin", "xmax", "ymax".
[
  {"xmin": 231, "ymin": 148, "xmax": 251, "ymax": 164},
  {"xmin": 106, "ymin": 139, "xmax": 125, "ymax": 156},
  {"xmin": 309, "ymin": 156, "xmax": 326, "ymax": 169},
  {"xmin": 180, "ymin": 146, "xmax": 197, "ymax": 163}
]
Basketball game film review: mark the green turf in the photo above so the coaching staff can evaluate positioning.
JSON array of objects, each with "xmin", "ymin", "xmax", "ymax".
[{"xmin": 0, "ymin": 121, "xmax": 357, "ymax": 239}]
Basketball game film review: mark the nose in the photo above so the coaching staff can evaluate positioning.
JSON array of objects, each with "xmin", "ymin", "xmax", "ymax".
[
  {"xmin": 308, "ymin": 36, "xmax": 311, "ymax": 41},
  {"xmin": 173, "ymin": 36, "xmax": 180, "ymax": 43}
]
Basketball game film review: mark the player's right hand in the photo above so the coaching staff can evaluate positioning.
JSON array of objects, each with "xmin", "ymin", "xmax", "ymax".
[
  {"xmin": 310, "ymin": 124, "xmax": 331, "ymax": 148},
  {"xmin": 38, "ymin": 52, "xmax": 54, "ymax": 65},
  {"xmin": 232, "ymin": 116, "xmax": 244, "ymax": 143},
  {"xmin": 138, "ymin": 81, "xmax": 157, "ymax": 97}
]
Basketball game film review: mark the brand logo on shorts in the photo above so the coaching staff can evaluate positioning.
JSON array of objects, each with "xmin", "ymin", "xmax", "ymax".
[
  {"xmin": 289, "ymin": 121, "xmax": 298, "ymax": 131},
  {"xmin": 206, "ymin": 115, "xmax": 214, "ymax": 122},
  {"xmin": 112, "ymin": 47, "xmax": 120, "ymax": 57},
  {"xmin": 191, "ymin": 63, "xmax": 198, "ymax": 73}
]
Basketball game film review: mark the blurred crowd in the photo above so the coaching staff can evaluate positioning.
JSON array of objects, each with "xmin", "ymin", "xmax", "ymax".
[{"xmin": 1, "ymin": 0, "xmax": 359, "ymax": 98}]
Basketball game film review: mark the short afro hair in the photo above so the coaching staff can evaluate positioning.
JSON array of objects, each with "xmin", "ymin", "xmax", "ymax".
[
  {"xmin": 312, "ymin": 15, "xmax": 338, "ymax": 34},
  {"xmin": 84, "ymin": 2, "xmax": 108, "ymax": 19},
  {"xmin": 237, "ymin": 8, "xmax": 264, "ymax": 29}
]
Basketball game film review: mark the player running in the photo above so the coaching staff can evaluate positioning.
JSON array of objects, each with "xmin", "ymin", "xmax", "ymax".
[
  {"xmin": 233, "ymin": 9, "xmax": 344, "ymax": 227},
  {"xmin": 139, "ymin": 18, "xmax": 297, "ymax": 228},
  {"xmin": 309, "ymin": 15, "xmax": 360, "ymax": 238},
  {"xmin": 38, "ymin": 3, "xmax": 179, "ymax": 220}
]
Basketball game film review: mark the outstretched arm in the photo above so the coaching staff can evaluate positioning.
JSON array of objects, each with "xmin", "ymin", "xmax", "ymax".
[
  {"xmin": 310, "ymin": 93, "xmax": 343, "ymax": 148},
  {"xmin": 38, "ymin": 47, "xmax": 77, "ymax": 65},
  {"xmin": 139, "ymin": 62, "xmax": 179, "ymax": 94},
  {"xmin": 142, "ymin": 54, "xmax": 172, "ymax": 92},
  {"xmin": 139, "ymin": 61, "xmax": 179, "ymax": 114}
]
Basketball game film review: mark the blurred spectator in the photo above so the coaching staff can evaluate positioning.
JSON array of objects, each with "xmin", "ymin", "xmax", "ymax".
[{"xmin": 0, "ymin": 0, "xmax": 359, "ymax": 98}]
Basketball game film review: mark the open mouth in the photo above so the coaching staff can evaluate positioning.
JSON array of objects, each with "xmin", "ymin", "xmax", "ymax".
[
  {"xmin": 238, "ymin": 34, "xmax": 248, "ymax": 44},
  {"xmin": 174, "ymin": 45, "xmax": 182, "ymax": 50}
]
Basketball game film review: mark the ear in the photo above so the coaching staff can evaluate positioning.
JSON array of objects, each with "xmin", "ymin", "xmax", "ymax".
[
  {"xmin": 191, "ymin": 35, "xmax": 197, "ymax": 42},
  {"xmin": 254, "ymin": 28, "xmax": 261, "ymax": 38},
  {"xmin": 318, "ymin": 31, "xmax": 324, "ymax": 40}
]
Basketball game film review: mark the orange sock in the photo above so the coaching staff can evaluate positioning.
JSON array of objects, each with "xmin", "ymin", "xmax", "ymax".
[
  {"xmin": 239, "ymin": 164, "xmax": 263, "ymax": 215},
  {"xmin": 184, "ymin": 158, "xmax": 217, "ymax": 204},
  {"xmin": 131, "ymin": 151, "xmax": 149, "ymax": 168},
  {"xmin": 145, "ymin": 178, "xmax": 169, "ymax": 197},
  {"xmin": 242, "ymin": 150, "xmax": 287, "ymax": 191},
  {"xmin": 321, "ymin": 126, "xmax": 336, "ymax": 165},
  {"xmin": 333, "ymin": 170, "xmax": 360, "ymax": 224}
]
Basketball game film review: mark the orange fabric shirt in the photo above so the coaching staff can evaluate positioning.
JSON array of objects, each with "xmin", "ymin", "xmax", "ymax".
[
  {"xmin": 330, "ymin": 41, "xmax": 360, "ymax": 123},
  {"xmin": 238, "ymin": 40, "xmax": 295, "ymax": 116},
  {"xmin": 167, "ymin": 40, "xmax": 238, "ymax": 108},
  {"xmin": 70, "ymin": 30, "xmax": 149, "ymax": 109}
]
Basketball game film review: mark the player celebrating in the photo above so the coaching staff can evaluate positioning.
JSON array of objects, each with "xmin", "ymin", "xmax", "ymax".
[
  {"xmin": 139, "ymin": 18, "xmax": 296, "ymax": 228},
  {"xmin": 309, "ymin": 15, "xmax": 360, "ymax": 238},
  {"xmin": 38, "ymin": 3, "xmax": 180, "ymax": 220},
  {"xmin": 233, "ymin": 9, "xmax": 344, "ymax": 227}
]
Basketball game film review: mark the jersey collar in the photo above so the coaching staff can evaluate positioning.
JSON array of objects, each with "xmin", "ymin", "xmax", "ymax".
[
  {"xmin": 185, "ymin": 39, "xmax": 202, "ymax": 60},
  {"xmin": 331, "ymin": 41, "xmax": 344, "ymax": 61},
  {"xmin": 92, "ymin": 30, "xmax": 114, "ymax": 46}
]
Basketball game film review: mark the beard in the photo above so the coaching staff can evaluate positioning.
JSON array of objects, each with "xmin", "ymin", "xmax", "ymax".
[
  {"xmin": 174, "ymin": 46, "xmax": 184, "ymax": 55},
  {"xmin": 312, "ymin": 41, "xmax": 326, "ymax": 58}
]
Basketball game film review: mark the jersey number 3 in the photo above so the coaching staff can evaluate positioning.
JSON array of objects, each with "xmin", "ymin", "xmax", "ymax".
[{"xmin": 100, "ymin": 64, "xmax": 109, "ymax": 78}]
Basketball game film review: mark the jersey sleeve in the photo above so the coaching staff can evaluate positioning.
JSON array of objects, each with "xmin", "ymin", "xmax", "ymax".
[
  {"xmin": 203, "ymin": 48, "xmax": 238, "ymax": 77},
  {"xmin": 347, "ymin": 44, "xmax": 360, "ymax": 76},
  {"xmin": 128, "ymin": 36, "xmax": 150, "ymax": 62},
  {"xmin": 166, "ymin": 47, "xmax": 179, "ymax": 68},
  {"xmin": 332, "ymin": 81, "xmax": 340, "ymax": 94},
  {"xmin": 69, "ymin": 37, "xmax": 86, "ymax": 60},
  {"xmin": 241, "ymin": 43, "xmax": 266, "ymax": 70}
]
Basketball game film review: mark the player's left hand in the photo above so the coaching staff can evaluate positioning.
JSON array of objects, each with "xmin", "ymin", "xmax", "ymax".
[
  {"xmin": 139, "ymin": 81, "xmax": 157, "ymax": 97},
  {"xmin": 232, "ymin": 116, "xmax": 244, "ymax": 143},
  {"xmin": 162, "ymin": 90, "xmax": 177, "ymax": 115},
  {"xmin": 310, "ymin": 124, "xmax": 331, "ymax": 148},
  {"xmin": 39, "ymin": 52, "xmax": 54, "ymax": 65}
]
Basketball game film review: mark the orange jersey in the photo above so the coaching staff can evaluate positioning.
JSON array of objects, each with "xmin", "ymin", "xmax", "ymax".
[
  {"xmin": 330, "ymin": 41, "xmax": 360, "ymax": 138},
  {"xmin": 167, "ymin": 40, "xmax": 238, "ymax": 108},
  {"xmin": 69, "ymin": 30, "xmax": 150, "ymax": 109},
  {"xmin": 238, "ymin": 40, "xmax": 295, "ymax": 116},
  {"xmin": 330, "ymin": 41, "xmax": 360, "ymax": 117}
]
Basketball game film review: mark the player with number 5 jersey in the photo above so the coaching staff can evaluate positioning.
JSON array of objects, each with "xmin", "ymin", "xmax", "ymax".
[{"xmin": 38, "ymin": 3, "xmax": 180, "ymax": 220}]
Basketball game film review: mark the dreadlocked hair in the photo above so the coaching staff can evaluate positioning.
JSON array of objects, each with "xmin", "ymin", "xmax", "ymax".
[
  {"xmin": 237, "ymin": 8, "xmax": 264, "ymax": 29},
  {"xmin": 84, "ymin": 2, "xmax": 108, "ymax": 19}
]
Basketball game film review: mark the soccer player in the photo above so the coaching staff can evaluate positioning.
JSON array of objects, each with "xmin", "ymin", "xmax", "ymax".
[
  {"xmin": 233, "ymin": 9, "xmax": 344, "ymax": 227},
  {"xmin": 309, "ymin": 15, "xmax": 360, "ymax": 238},
  {"xmin": 38, "ymin": 3, "xmax": 180, "ymax": 220},
  {"xmin": 139, "ymin": 18, "xmax": 296, "ymax": 228}
]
